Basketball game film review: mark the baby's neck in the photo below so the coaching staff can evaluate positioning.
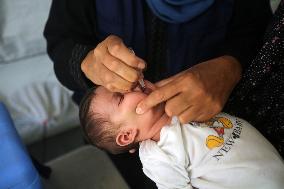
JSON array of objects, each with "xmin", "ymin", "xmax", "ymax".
[{"xmin": 151, "ymin": 113, "xmax": 171, "ymax": 142}]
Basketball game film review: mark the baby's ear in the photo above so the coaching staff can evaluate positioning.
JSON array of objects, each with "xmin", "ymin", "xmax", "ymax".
[{"xmin": 116, "ymin": 127, "xmax": 137, "ymax": 147}]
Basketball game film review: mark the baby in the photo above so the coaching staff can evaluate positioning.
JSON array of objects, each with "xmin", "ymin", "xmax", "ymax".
[{"xmin": 79, "ymin": 84, "xmax": 284, "ymax": 189}]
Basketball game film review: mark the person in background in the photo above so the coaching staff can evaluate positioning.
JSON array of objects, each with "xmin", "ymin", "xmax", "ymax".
[
  {"xmin": 225, "ymin": 0, "xmax": 284, "ymax": 157},
  {"xmin": 44, "ymin": 0, "xmax": 273, "ymax": 188}
]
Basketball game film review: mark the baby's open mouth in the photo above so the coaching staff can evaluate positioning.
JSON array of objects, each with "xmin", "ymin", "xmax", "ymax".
[
  {"xmin": 142, "ymin": 87, "xmax": 152, "ymax": 95},
  {"xmin": 133, "ymin": 84, "xmax": 152, "ymax": 95},
  {"xmin": 133, "ymin": 79, "xmax": 155, "ymax": 95}
]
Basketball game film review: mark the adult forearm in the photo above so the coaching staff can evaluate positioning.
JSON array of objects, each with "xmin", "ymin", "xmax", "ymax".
[
  {"xmin": 48, "ymin": 39, "xmax": 94, "ymax": 91},
  {"xmin": 44, "ymin": 0, "xmax": 97, "ymax": 92}
]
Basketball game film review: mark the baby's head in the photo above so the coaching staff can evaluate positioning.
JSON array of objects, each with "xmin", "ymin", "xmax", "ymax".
[{"xmin": 79, "ymin": 84, "xmax": 164, "ymax": 154}]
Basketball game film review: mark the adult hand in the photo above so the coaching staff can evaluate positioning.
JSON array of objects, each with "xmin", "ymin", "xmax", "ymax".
[
  {"xmin": 136, "ymin": 56, "xmax": 242, "ymax": 123},
  {"xmin": 81, "ymin": 35, "xmax": 146, "ymax": 93}
]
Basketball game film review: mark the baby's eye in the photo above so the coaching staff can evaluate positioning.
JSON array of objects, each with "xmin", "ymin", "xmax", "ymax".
[
  {"xmin": 118, "ymin": 93, "xmax": 124, "ymax": 106},
  {"xmin": 113, "ymin": 92, "xmax": 124, "ymax": 106}
]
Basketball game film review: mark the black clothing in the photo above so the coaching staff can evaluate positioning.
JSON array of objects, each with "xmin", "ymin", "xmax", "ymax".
[
  {"xmin": 225, "ymin": 0, "xmax": 284, "ymax": 157},
  {"xmin": 44, "ymin": 0, "xmax": 272, "ymax": 103}
]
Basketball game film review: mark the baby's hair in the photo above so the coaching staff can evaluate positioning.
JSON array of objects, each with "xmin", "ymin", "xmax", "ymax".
[{"xmin": 79, "ymin": 87, "xmax": 138, "ymax": 154}]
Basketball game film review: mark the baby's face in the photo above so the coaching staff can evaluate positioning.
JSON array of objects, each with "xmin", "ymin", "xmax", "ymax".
[{"xmin": 91, "ymin": 86, "xmax": 164, "ymax": 129}]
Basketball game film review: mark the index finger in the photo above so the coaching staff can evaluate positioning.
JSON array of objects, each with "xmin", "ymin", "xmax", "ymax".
[
  {"xmin": 136, "ymin": 82, "xmax": 181, "ymax": 114},
  {"xmin": 107, "ymin": 39, "xmax": 146, "ymax": 70}
]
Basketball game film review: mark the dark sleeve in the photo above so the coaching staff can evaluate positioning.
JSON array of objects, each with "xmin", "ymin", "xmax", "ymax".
[
  {"xmin": 44, "ymin": 0, "xmax": 97, "ymax": 92},
  {"xmin": 220, "ymin": 0, "xmax": 273, "ymax": 68}
]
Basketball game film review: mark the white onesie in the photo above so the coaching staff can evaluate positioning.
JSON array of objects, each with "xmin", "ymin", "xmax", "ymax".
[{"xmin": 139, "ymin": 113, "xmax": 284, "ymax": 189}]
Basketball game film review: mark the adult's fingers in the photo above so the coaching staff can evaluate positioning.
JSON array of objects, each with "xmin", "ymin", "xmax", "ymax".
[
  {"xmin": 102, "ymin": 51, "xmax": 141, "ymax": 83},
  {"xmin": 136, "ymin": 81, "xmax": 181, "ymax": 114},
  {"xmin": 92, "ymin": 60, "xmax": 134, "ymax": 92},
  {"xmin": 194, "ymin": 113, "xmax": 212, "ymax": 122},
  {"xmin": 178, "ymin": 106, "xmax": 201, "ymax": 124},
  {"xmin": 82, "ymin": 53, "xmax": 133, "ymax": 92},
  {"xmin": 103, "ymin": 71, "xmax": 134, "ymax": 93},
  {"xmin": 106, "ymin": 36, "xmax": 146, "ymax": 69},
  {"xmin": 164, "ymin": 93, "xmax": 191, "ymax": 117}
]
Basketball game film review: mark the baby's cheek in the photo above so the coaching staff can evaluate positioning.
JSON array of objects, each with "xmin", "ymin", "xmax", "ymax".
[{"xmin": 142, "ymin": 109, "xmax": 156, "ymax": 120}]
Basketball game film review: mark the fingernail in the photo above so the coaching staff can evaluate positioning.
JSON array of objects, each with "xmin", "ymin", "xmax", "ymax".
[
  {"xmin": 136, "ymin": 106, "xmax": 144, "ymax": 114},
  {"xmin": 138, "ymin": 62, "xmax": 145, "ymax": 69}
]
